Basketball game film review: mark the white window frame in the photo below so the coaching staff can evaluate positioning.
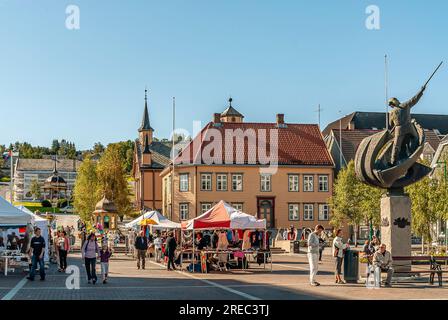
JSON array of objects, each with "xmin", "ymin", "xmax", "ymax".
[
  {"xmin": 288, "ymin": 174, "xmax": 299, "ymax": 192},
  {"xmin": 260, "ymin": 174, "xmax": 272, "ymax": 192},
  {"xmin": 303, "ymin": 175, "xmax": 314, "ymax": 192},
  {"xmin": 231, "ymin": 174, "xmax": 243, "ymax": 191},
  {"xmin": 216, "ymin": 174, "xmax": 228, "ymax": 191},
  {"xmin": 200, "ymin": 173, "xmax": 212, "ymax": 191},
  {"xmin": 318, "ymin": 175, "xmax": 329, "ymax": 192},
  {"xmin": 201, "ymin": 202, "xmax": 213, "ymax": 214},
  {"xmin": 318, "ymin": 204, "xmax": 329, "ymax": 221},
  {"xmin": 288, "ymin": 203, "xmax": 300, "ymax": 221},
  {"xmin": 179, "ymin": 203, "xmax": 189, "ymax": 220},
  {"xmin": 179, "ymin": 173, "xmax": 189, "ymax": 192},
  {"xmin": 303, "ymin": 203, "xmax": 314, "ymax": 221},
  {"xmin": 232, "ymin": 203, "xmax": 244, "ymax": 211}
]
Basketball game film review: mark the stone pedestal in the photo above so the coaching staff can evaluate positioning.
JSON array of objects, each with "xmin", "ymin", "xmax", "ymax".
[{"xmin": 380, "ymin": 195, "xmax": 412, "ymax": 273}]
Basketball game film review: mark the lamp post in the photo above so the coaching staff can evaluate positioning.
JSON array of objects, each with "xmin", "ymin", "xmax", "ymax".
[{"xmin": 436, "ymin": 160, "xmax": 447, "ymax": 252}]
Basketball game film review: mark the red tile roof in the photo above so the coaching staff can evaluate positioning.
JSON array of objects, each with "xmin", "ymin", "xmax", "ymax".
[{"xmin": 175, "ymin": 122, "xmax": 334, "ymax": 166}]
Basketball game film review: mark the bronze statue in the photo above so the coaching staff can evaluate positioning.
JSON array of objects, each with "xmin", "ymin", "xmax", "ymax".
[{"xmin": 355, "ymin": 62, "xmax": 442, "ymax": 195}]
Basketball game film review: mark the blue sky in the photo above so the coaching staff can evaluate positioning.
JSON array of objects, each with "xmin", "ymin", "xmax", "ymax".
[{"xmin": 0, "ymin": 0, "xmax": 447, "ymax": 150}]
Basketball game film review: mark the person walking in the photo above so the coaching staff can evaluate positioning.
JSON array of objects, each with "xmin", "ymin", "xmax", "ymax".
[
  {"xmin": 154, "ymin": 233, "xmax": 162, "ymax": 263},
  {"xmin": 165, "ymin": 231, "xmax": 177, "ymax": 271},
  {"xmin": 57, "ymin": 231, "xmax": 70, "ymax": 272},
  {"xmin": 81, "ymin": 232, "xmax": 100, "ymax": 284},
  {"xmin": 134, "ymin": 230, "xmax": 148, "ymax": 270},
  {"xmin": 99, "ymin": 244, "xmax": 112, "ymax": 284},
  {"xmin": 27, "ymin": 227, "xmax": 46, "ymax": 281},
  {"xmin": 332, "ymin": 229, "xmax": 346, "ymax": 284},
  {"xmin": 307, "ymin": 225, "xmax": 324, "ymax": 286}
]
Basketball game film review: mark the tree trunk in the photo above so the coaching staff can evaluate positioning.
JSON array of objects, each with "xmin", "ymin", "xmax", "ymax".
[
  {"xmin": 354, "ymin": 224, "xmax": 358, "ymax": 247},
  {"xmin": 421, "ymin": 235, "xmax": 424, "ymax": 254}
]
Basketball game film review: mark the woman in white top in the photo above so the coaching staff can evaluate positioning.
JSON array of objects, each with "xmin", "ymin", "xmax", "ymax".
[{"xmin": 332, "ymin": 229, "xmax": 346, "ymax": 284}]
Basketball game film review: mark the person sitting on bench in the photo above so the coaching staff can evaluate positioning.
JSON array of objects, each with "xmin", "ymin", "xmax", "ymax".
[{"xmin": 373, "ymin": 244, "xmax": 394, "ymax": 287}]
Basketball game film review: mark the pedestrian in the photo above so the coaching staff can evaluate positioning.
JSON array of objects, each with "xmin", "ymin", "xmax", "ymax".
[
  {"xmin": 99, "ymin": 244, "xmax": 112, "ymax": 284},
  {"xmin": 81, "ymin": 232, "xmax": 100, "ymax": 284},
  {"xmin": 287, "ymin": 226, "xmax": 296, "ymax": 240},
  {"xmin": 134, "ymin": 230, "xmax": 148, "ymax": 270},
  {"xmin": 373, "ymin": 244, "xmax": 394, "ymax": 287},
  {"xmin": 165, "ymin": 231, "xmax": 177, "ymax": 271},
  {"xmin": 332, "ymin": 229, "xmax": 346, "ymax": 284},
  {"xmin": 318, "ymin": 236, "xmax": 326, "ymax": 262},
  {"xmin": 27, "ymin": 227, "xmax": 46, "ymax": 281},
  {"xmin": 57, "ymin": 231, "xmax": 70, "ymax": 272},
  {"xmin": 154, "ymin": 233, "xmax": 162, "ymax": 263},
  {"xmin": 307, "ymin": 224, "xmax": 324, "ymax": 286}
]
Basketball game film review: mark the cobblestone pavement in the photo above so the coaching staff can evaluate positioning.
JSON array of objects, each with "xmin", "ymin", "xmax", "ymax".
[{"xmin": 1, "ymin": 252, "xmax": 447, "ymax": 300}]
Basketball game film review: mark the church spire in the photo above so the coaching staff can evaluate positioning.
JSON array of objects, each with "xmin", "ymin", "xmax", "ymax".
[{"xmin": 139, "ymin": 87, "xmax": 154, "ymax": 132}]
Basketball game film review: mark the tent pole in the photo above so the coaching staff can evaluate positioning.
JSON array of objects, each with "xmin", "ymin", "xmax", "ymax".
[{"xmin": 192, "ymin": 227, "xmax": 195, "ymax": 273}]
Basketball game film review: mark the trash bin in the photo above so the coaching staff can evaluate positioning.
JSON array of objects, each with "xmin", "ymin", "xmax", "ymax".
[
  {"xmin": 343, "ymin": 250, "xmax": 359, "ymax": 283},
  {"xmin": 290, "ymin": 241, "xmax": 300, "ymax": 254}
]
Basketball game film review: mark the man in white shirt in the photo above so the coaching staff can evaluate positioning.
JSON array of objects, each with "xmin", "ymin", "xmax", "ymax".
[{"xmin": 307, "ymin": 225, "xmax": 324, "ymax": 286}]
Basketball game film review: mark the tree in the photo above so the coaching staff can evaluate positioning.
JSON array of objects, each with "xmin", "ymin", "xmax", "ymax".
[
  {"xmin": 93, "ymin": 142, "xmax": 105, "ymax": 155},
  {"xmin": 73, "ymin": 155, "xmax": 100, "ymax": 223},
  {"xmin": 29, "ymin": 179, "xmax": 41, "ymax": 200},
  {"xmin": 329, "ymin": 160, "xmax": 382, "ymax": 244},
  {"xmin": 96, "ymin": 144, "xmax": 132, "ymax": 219}
]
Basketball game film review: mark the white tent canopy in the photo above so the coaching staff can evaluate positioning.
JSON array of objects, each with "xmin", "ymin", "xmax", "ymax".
[
  {"xmin": 230, "ymin": 211, "xmax": 266, "ymax": 230},
  {"xmin": 125, "ymin": 210, "xmax": 181, "ymax": 230},
  {"xmin": 0, "ymin": 196, "xmax": 32, "ymax": 227}
]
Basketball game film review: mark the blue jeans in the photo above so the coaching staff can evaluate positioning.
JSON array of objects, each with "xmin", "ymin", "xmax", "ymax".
[{"xmin": 29, "ymin": 255, "xmax": 45, "ymax": 280}]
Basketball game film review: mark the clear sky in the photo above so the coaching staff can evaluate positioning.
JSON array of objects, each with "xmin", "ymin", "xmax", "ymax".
[{"xmin": 1, "ymin": 0, "xmax": 447, "ymax": 150}]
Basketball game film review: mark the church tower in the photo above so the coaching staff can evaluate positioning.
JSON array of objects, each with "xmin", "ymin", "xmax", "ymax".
[{"xmin": 139, "ymin": 88, "xmax": 154, "ymax": 146}]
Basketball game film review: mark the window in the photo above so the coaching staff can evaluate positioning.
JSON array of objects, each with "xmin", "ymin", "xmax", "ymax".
[
  {"xmin": 318, "ymin": 204, "xmax": 329, "ymax": 221},
  {"xmin": 216, "ymin": 174, "xmax": 228, "ymax": 191},
  {"xmin": 288, "ymin": 203, "xmax": 300, "ymax": 221},
  {"xmin": 303, "ymin": 204, "xmax": 314, "ymax": 220},
  {"xmin": 201, "ymin": 202, "xmax": 213, "ymax": 214},
  {"xmin": 260, "ymin": 174, "xmax": 272, "ymax": 192},
  {"xmin": 200, "ymin": 173, "xmax": 212, "ymax": 191},
  {"xmin": 232, "ymin": 203, "xmax": 244, "ymax": 211},
  {"xmin": 179, "ymin": 203, "xmax": 189, "ymax": 220},
  {"xmin": 179, "ymin": 173, "xmax": 189, "ymax": 192},
  {"xmin": 303, "ymin": 175, "xmax": 314, "ymax": 192},
  {"xmin": 288, "ymin": 174, "xmax": 299, "ymax": 192},
  {"xmin": 232, "ymin": 174, "xmax": 243, "ymax": 191},
  {"xmin": 318, "ymin": 175, "xmax": 329, "ymax": 192}
]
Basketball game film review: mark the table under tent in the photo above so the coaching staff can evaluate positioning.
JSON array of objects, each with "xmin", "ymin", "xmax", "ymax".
[
  {"xmin": 180, "ymin": 200, "xmax": 271, "ymax": 273},
  {"xmin": 0, "ymin": 196, "xmax": 33, "ymax": 276}
]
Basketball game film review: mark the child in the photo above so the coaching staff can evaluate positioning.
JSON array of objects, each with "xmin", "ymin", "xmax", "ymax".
[{"xmin": 99, "ymin": 244, "xmax": 112, "ymax": 284}]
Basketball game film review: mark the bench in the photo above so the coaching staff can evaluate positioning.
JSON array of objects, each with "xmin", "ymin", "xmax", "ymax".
[{"xmin": 392, "ymin": 256, "xmax": 448, "ymax": 286}]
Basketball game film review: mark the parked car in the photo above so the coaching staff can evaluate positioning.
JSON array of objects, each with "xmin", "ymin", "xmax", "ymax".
[{"xmin": 61, "ymin": 205, "xmax": 75, "ymax": 213}]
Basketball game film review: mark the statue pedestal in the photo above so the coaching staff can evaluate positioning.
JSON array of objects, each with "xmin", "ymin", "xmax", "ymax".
[{"xmin": 380, "ymin": 195, "xmax": 412, "ymax": 273}]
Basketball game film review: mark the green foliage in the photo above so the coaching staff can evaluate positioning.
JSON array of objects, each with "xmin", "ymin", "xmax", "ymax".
[
  {"xmin": 41, "ymin": 199, "xmax": 52, "ymax": 207},
  {"xmin": 57, "ymin": 198, "xmax": 68, "ymax": 208},
  {"xmin": 96, "ymin": 144, "xmax": 132, "ymax": 218},
  {"xmin": 29, "ymin": 179, "xmax": 41, "ymax": 200},
  {"xmin": 0, "ymin": 176, "xmax": 11, "ymax": 183},
  {"xmin": 73, "ymin": 155, "xmax": 100, "ymax": 223},
  {"xmin": 11, "ymin": 139, "xmax": 77, "ymax": 159},
  {"xmin": 108, "ymin": 140, "xmax": 134, "ymax": 174},
  {"xmin": 329, "ymin": 160, "xmax": 382, "ymax": 230}
]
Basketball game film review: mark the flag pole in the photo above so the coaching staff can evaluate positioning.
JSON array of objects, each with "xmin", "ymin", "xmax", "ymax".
[
  {"xmin": 385, "ymin": 54, "xmax": 389, "ymax": 130},
  {"xmin": 10, "ymin": 150, "xmax": 13, "ymax": 203},
  {"xmin": 171, "ymin": 97, "xmax": 175, "ymax": 221}
]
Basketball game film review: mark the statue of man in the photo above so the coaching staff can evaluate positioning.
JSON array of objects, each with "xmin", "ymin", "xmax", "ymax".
[{"xmin": 388, "ymin": 85, "xmax": 426, "ymax": 164}]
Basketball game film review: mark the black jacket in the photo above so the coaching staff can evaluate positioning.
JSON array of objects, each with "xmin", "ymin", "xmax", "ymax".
[
  {"xmin": 165, "ymin": 236, "xmax": 177, "ymax": 256},
  {"xmin": 135, "ymin": 236, "xmax": 148, "ymax": 250}
]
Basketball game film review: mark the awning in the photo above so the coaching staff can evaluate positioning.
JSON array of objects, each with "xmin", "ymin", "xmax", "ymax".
[{"xmin": 0, "ymin": 196, "xmax": 32, "ymax": 227}]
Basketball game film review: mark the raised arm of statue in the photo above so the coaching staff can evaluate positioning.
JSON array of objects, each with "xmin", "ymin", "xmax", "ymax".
[{"xmin": 401, "ymin": 86, "xmax": 425, "ymax": 109}]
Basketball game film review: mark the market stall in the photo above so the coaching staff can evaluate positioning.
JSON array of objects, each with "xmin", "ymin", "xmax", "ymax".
[
  {"xmin": 15, "ymin": 206, "xmax": 50, "ymax": 262},
  {"xmin": 180, "ymin": 200, "xmax": 270, "ymax": 273},
  {"xmin": 0, "ymin": 196, "xmax": 33, "ymax": 276},
  {"xmin": 126, "ymin": 210, "xmax": 181, "ymax": 230}
]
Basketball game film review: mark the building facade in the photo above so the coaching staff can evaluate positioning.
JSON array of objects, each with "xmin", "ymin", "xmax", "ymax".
[
  {"xmin": 13, "ymin": 157, "xmax": 81, "ymax": 201},
  {"xmin": 161, "ymin": 100, "xmax": 339, "ymax": 233}
]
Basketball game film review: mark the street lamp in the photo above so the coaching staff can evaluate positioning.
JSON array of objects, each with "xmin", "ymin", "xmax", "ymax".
[{"xmin": 436, "ymin": 160, "xmax": 447, "ymax": 252}]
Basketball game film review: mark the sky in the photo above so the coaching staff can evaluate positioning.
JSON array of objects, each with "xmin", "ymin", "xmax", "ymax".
[{"xmin": 0, "ymin": 0, "xmax": 447, "ymax": 150}]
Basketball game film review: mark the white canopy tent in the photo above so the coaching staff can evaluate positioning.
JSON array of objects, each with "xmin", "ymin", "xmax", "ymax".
[
  {"xmin": 229, "ymin": 211, "xmax": 267, "ymax": 230},
  {"xmin": 125, "ymin": 210, "xmax": 181, "ymax": 230},
  {"xmin": 0, "ymin": 196, "xmax": 32, "ymax": 227},
  {"xmin": 16, "ymin": 205, "xmax": 50, "ymax": 262}
]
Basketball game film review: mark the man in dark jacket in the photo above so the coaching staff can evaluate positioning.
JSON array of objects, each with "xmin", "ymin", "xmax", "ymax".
[
  {"xmin": 134, "ymin": 230, "xmax": 148, "ymax": 270},
  {"xmin": 165, "ymin": 232, "xmax": 177, "ymax": 271}
]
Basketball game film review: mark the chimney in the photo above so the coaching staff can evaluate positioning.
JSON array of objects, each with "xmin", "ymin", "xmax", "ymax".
[
  {"xmin": 276, "ymin": 113, "xmax": 286, "ymax": 128},
  {"xmin": 213, "ymin": 113, "xmax": 222, "ymax": 126}
]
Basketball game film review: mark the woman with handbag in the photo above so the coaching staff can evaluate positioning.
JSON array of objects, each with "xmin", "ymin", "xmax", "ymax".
[{"xmin": 332, "ymin": 229, "xmax": 346, "ymax": 284}]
